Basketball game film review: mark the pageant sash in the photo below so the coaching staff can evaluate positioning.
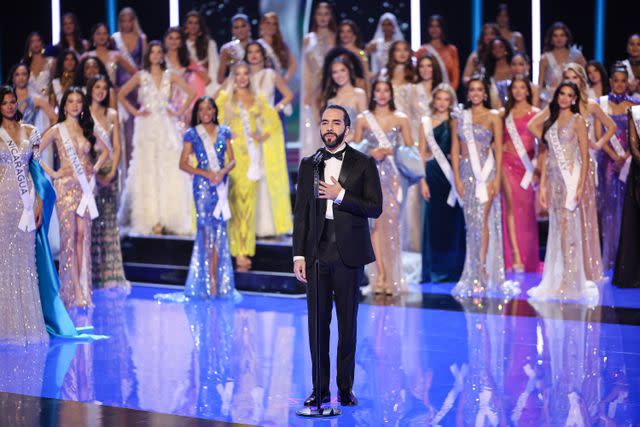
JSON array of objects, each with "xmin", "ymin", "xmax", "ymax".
[
  {"xmin": 259, "ymin": 39, "xmax": 283, "ymax": 75},
  {"xmin": 545, "ymin": 52, "xmax": 563, "ymax": 85},
  {"xmin": 423, "ymin": 44, "xmax": 450, "ymax": 84},
  {"xmin": 112, "ymin": 32, "xmax": 137, "ymax": 68},
  {"xmin": 421, "ymin": 116, "xmax": 462, "ymax": 206},
  {"xmin": 363, "ymin": 110, "xmax": 403, "ymax": 202},
  {"xmin": 52, "ymin": 79, "xmax": 63, "ymax": 105},
  {"xmin": 0, "ymin": 128, "xmax": 36, "ymax": 231},
  {"xmin": 91, "ymin": 114, "xmax": 113, "ymax": 155},
  {"xmin": 196, "ymin": 125, "xmax": 231, "ymax": 220},
  {"xmin": 415, "ymin": 84, "xmax": 432, "ymax": 117},
  {"xmin": 505, "ymin": 113, "xmax": 535, "ymax": 189},
  {"xmin": 600, "ymin": 95, "xmax": 631, "ymax": 182},
  {"xmin": 238, "ymin": 102, "xmax": 263, "ymax": 181},
  {"xmin": 622, "ymin": 59, "xmax": 636, "ymax": 85},
  {"xmin": 462, "ymin": 110, "xmax": 494, "ymax": 203},
  {"xmin": 547, "ymin": 121, "xmax": 580, "ymax": 211},
  {"xmin": 57, "ymin": 124, "xmax": 99, "ymax": 219},
  {"xmin": 632, "ymin": 105, "xmax": 640, "ymax": 136},
  {"xmin": 306, "ymin": 33, "xmax": 325, "ymax": 69}
]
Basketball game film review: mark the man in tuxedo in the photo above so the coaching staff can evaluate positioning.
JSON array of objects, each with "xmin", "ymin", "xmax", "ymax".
[{"xmin": 293, "ymin": 105, "xmax": 382, "ymax": 407}]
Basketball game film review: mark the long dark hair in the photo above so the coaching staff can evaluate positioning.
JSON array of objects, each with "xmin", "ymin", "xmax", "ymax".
[
  {"xmin": 90, "ymin": 22, "xmax": 115, "ymax": 50},
  {"xmin": 319, "ymin": 57, "xmax": 357, "ymax": 111},
  {"xmin": 74, "ymin": 56, "xmax": 112, "ymax": 87},
  {"xmin": 8, "ymin": 62, "xmax": 30, "ymax": 88},
  {"xmin": 244, "ymin": 41, "xmax": 269, "ymax": 69},
  {"xmin": 504, "ymin": 75, "xmax": 533, "ymax": 116},
  {"xmin": 386, "ymin": 40, "xmax": 416, "ymax": 83},
  {"xmin": 59, "ymin": 13, "xmax": 86, "ymax": 54},
  {"xmin": 0, "ymin": 85, "xmax": 23, "ymax": 125},
  {"xmin": 426, "ymin": 15, "xmax": 448, "ymax": 45},
  {"xmin": 164, "ymin": 26, "xmax": 190, "ymax": 68},
  {"xmin": 543, "ymin": 22, "xmax": 573, "ymax": 52},
  {"xmin": 190, "ymin": 96, "xmax": 219, "ymax": 127},
  {"xmin": 586, "ymin": 60, "xmax": 610, "ymax": 94},
  {"xmin": 542, "ymin": 81, "xmax": 580, "ymax": 145},
  {"xmin": 183, "ymin": 10, "xmax": 211, "ymax": 61},
  {"xmin": 23, "ymin": 32, "xmax": 45, "ymax": 67},
  {"xmin": 337, "ymin": 19, "xmax": 363, "ymax": 49},
  {"xmin": 416, "ymin": 54, "xmax": 443, "ymax": 86},
  {"xmin": 142, "ymin": 41, "xmax": 167, "ymax": 71},
  {"xmin": 260, "ymin": 12, "xmax": 290, "ymax": 69},
  {"xmin": 310, "ymin": 2, "xmax": 337, "ymax": 33},
  {"xmin": 57, "ymin": 86, "xmax": 96, "ymax": 148},
  {"xmin": 54, "ymin": 49, "xmax": 79, "ymax": 79},
  {"xmin": 86, "ymin": 74, "xmax": 111, "ymax": 108},
  {"xmin": 484, "ymin": 36, "xmax": 513, "ymax": 78},
  {"xmin": 369, "ymin": 80, "xmax": 396, "ymax": 111},
  {"xmin": 465, "ymin": 74, "xmax": 492, "ymax": 109}
]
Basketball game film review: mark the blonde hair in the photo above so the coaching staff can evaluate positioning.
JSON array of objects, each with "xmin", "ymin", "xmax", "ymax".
[
  {"xmin": 118, "ymin": 7, "xmax": 145, "ymax": 37},
  {"xmin": 429, "ymin": 83, "xmax": 458, "ymax": 114},
  {"xmin": 563, "ymin": 62, "xmax": 589, "ymax": 108},
  {"xmin": 224, "ymin": 62, "xmax": 261, "ymax": 120}
]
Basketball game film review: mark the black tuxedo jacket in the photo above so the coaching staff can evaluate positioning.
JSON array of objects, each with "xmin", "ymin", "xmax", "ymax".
[{"xmin": 293, "ymin": 144, "xmax": 383, "ymax": 267}]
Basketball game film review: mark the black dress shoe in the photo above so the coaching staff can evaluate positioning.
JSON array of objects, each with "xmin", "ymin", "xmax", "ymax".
[
  {"xmin": 338, "ymin": 390, "xmax": 358, "ymax": 406},
  {"xmin": 304, "ymin": 390, "xmax": 331, "ymax": 407}
]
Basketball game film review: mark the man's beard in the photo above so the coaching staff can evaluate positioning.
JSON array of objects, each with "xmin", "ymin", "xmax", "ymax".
[{"xmin": 320, "ymin": 129, "xmax": 347, "ymax": 149}]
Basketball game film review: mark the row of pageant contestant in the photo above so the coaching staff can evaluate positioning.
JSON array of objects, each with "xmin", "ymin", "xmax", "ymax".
[{"xmin": 358, "ymin": 65, "xmax": 638, "ymax": 298}]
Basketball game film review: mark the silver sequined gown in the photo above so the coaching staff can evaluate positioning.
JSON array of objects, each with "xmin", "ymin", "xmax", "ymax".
[
  {"xmin": 528, "ymin": 115, "xmax": 598, "ymax": 302},
  {"xmin": 364, "ymin": 128, "xmax": 406, "ymax": 294},
  {"xmin": 453, "ymin": 117, "xmax": 514, "ymax": 296},
  {"xmin": 0, "ymin": 126, "xmax": 48, "ymax": 345}
]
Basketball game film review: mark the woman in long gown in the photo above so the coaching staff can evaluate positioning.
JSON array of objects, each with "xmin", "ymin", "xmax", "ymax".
[
  {"xmin": 178, "ymin": 97, "xmax": 236, "ymax": 298},
  {"xmin": 538, "ymin": 22, "xmax": 586, "ymax": 107},
  {"xmin": 40, "ymin": 87, "xmax": 109, "ymax": 308},
  {"xmin": 118, "ymin": 41, "xmax": 196, "ymax": 236},
  {"xmin": 245, "ymin": 42, "xmax": 293, "ymax": 239},
  {"xmin": 217, "ymin": 62, "xmax": 291, "ymax": 271},
  {"xmin": 501, "ymin": 76, "xmax": 540, "ymax": 273},
  {"xmin": 0, "ymin": 85, "xmax": 49, "ymax": 345},
  {"xmin": 300, "ymin": 1, "xmax": 336, "ymax": 159},
  {"xmin": 10, "ymin": 63, "xmax": 56, "ymax": 129},
  {"xmin": 510, "ymin": 52, "xmax": 541, "ymax": 107},
  {"xmin": 74, "ymin": 56, "xmax": 117, "ymax": 110},
  {"xmin": 413, "ymin": 54, "xmax": 443, "ymax": 120},
  {"xmin": 462, "ymin": 23, "xmax": 499, "ymax": 86},
  {"xmin": 452, "ymin": 77, "xmax": 515, "ymax": 297},
  {"xmin": 416, "ymin": 15, "xmax": 460, "ymax": 90},
  {"xmin": 586, "ymin": 61, "xmax": 609, "ymax": 99},
  {"xmin": 621, "ymin": 34, "xmax": 640, "ymax": 95},
  {"xmin": 319, "ymin": 57, "xmax": 367, "ymax": 141},
  {"xmin": 183, "ymin": 10, "xmax": 218, "ymax": 96},
  {"xmin": 418, "ymin": 83, "xmax": 465, "ymax": 282},
  {"xmin": 258, "ymin": 12, "xmax": 297, "ymax": 82},
  {"xmin": 381, "ymin": 40, "xmax": 422, "ymax": 253},
  {"xmin": 84, "ymin": 23, "xmax": 137, "ymax": 89},
  {"xmin": 24, "ymin": 33, "xmax": 55, "ymax": 132},
  {"xmin": 353, "ymin": 80, "xmax": 412, "ymax": 294},
  {"xmin": 87, "ymin": 75, "xmax": 129, "ymax": 289},
  {"xmin": 596, "ymin": 65, "xmax": 638, "ymax": 272},
  {"xmin": 49, "ymin": 49, "xmax": 78, "ymax": 108},
  {"xmin": 484, "ymin": 37, "xmax": 514, "ymax": 109},
  {"xmin": 613, "ymin": 106, "xmax": 640, "ymax": 287},
  {"xmin": 365, "ymin": 13, "xmax": 404, "ymax": 77},
  {"xmin": 527, "ymin": 82, "xmax": 597, "ymax": 302},
  {"xmin": 218, "ymin": 14, "xmax": 253, "ymax": 85},
  {"xmin": 336, "ymin": 19, "xmax": 370, "ymax": 93}
]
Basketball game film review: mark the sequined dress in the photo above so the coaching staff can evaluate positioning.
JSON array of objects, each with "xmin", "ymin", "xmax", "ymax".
[
  {"xmin": 183, "ymin": 126, "xmax": 235, "ymax": 298},
  {"xmin": 540, "ymin": 47, "xmax": 582, "ymax": 106},
  {"xmin": 528, "ymin": 115, "xmax": 598, "ymax": 302},
  {"xmin": 121, "ymin": 70, "xmax": 194, "ymax": 235},
  {"xmin": 364, "ymin": 127, "xmax": 405, "ymax": 293},
  {"xmin": 453, "ymin": 117, "xmax": 514, "ymax": 296},
  {"xmin": 0, "ymin": 125, "xmax": 48, "ymax": 345},
  {"xmin": 52, "ymin": 124, "xmax": 94, "ymax": 307},
  {"xmin": 91, "ymin": 111, "xmax": 129, "ymax": 289}
]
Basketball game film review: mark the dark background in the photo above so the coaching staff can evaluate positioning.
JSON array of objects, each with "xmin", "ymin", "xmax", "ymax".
[{"xmin": 0, "ymin": 0, "xmax": 634, "ymax": 85}]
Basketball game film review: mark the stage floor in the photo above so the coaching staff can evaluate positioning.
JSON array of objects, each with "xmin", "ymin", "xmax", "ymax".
[{"xmin": 1, "ymin": 274, "xmax": 640, "ymax": 426}]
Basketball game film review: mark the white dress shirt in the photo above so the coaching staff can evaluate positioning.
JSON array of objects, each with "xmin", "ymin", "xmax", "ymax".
[{"xmin": 293, "ymin": 143, "xmax": 347, "ymax": 263}]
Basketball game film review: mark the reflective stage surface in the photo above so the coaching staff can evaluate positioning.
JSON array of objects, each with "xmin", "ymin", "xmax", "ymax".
[{"xmin": 1, "ymin": 274, "xmax": 640, "ymax": 426}]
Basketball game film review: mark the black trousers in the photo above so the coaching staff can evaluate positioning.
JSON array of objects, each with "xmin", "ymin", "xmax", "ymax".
[{"xmin": 307, "ymin": 219, "xmax": 362, "ymax": 394}]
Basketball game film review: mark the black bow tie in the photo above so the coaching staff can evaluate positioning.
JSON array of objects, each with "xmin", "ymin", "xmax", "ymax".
[{"xmin": 323, "ymin": 148, "xmax": 345, "ymax": 161}]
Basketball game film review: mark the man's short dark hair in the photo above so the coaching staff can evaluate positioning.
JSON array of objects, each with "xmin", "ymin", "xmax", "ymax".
[{"xmin": 320, "ymin": 104, "xmax": 351, "ymax": 128}]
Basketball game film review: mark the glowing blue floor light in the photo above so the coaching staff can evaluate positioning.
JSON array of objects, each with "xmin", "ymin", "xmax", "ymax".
[
  {"xmin": 471, "ymin": 0, "xmax": 483, "ymax": 50},
  {"xmin": 594, "ymin": 0, "xmax": 605, "ymax": 62},
  {"xmin": 106, "ymin": 0, "xmax": 116, "ymax": 34}
]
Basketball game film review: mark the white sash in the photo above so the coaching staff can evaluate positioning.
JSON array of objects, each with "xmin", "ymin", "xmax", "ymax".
[
  {"xmin": 363, "ymin": 110, "xmax": 403, "ymax": 202},
  {"xmin": 57, "ymin": 124, "xmax": 99, "ymax": 219},
  {"xmin": 259, "ymin": 39, "xmax": 283, "ymax": 75},
  {"xmin": 237, "ymin": 102, "xmax": 263, "ymax": 181},
  {"xmin": 415, "ymin": 84, "xmax": 432, "ymax": 117},
  {"xmin": 462, "ymin": 110, "xmax": 495, "ymax": 203},
  {"xmin": 545, "ymin": 52, "xmax": 563, "ymax": 85},
  {"xmin": 622, "ymin": 59, "xmax": 636, "ymax": 85},
  {"xmin": 421, "ymin": 116, "xmax": 462, "ymax": 206},
  {"xmin": 505, "ymin": 113, "xmax": 535, "ymax": 189},
  {"xmin": 547, "ymin": 121, "xmax": 580, "ymax": 211},
  {"xmin": 52, "ymin": 79, "xmax": 63, "ymax": 104},
  {"xmin": 423, "ymin": 44, "xmax": 449, "ymax": 84},
  {"xmin": 112, "ymin": 32, "xmax": 137, "ymax": 68},
  {"xmin": 306, "ymin": 33, "xmax": 324, "ymax": 69},
  {"xmin": 0, "ymin": 128, "xmax": 36, "ymax": 231},
  {"xmin": 600, "ymin": 95, "xmax": 631, "ymax": 182},
  {"xmin": 196, "ymin": 125, "xmax": 231, "ymax": 220},
  {"xmin": 91, "ymin": 114, "xmax": 113, "ymax": 155}
]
